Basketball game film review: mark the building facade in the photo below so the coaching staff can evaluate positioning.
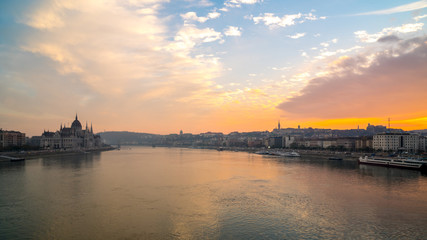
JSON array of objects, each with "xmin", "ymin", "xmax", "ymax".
[
  {"xmin": 40, "ymin": 114, "xmax": 102, "ymax": 150},
  {"xmin": 0, "ymin": 130, "xmax": 26, "ymax": 148},
  {"xmin": 355, "ymin": 137, "xmax": 373, "ymax": 150},
  {"xmin": 373, "ymin": 133, "xmax": 422, "ymax": 152}
]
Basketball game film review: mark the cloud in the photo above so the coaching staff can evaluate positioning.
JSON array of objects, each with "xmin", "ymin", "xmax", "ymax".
[
  {"xmin": 168, "ymin": 24, "xmax": 223, "ymax": 53},
  {"xmin": 318, "ymin": 38, "xmax": 338, "ymax": 49},
  {"xmin": 414, "ymin": 14, "xmax": 427, "ymax": 21},
  {"xmin": 181, "ymin": 12, "xmax": 208, "ymax": 23},
  {"xmin": 320, "ymin": 42, "xmax": 329, "ymax": 47},
  {"xmin": 183, "ymin": 0, "xmax": 214, "ymax": 7},
  {"xmin": 224, "ymin": 26, "xmax": 242, "ymax": 36},
  {"xmin": 355, "ymin": 23, "xmax": 424, "ymax": 43},
  {"xmin": 200, "ymin": 0, "xmax": 214, "ymax": 7},
  {"xmin": 314, "ymin": 46, "xmax": 362, "ymax": 60},
  {"xmin": 225, "ymin": 0, "xmax": 262, "ymax": 8},
  {"xmin": 377, "ymin": 35, "xmax": 401, "ymax": 43},
  {"xmin": 1, "ymin": 0, "xmax": 228, "ymax": 135},
  {"xmin": 181, "ymin": 10, "xmax": 220, "ymax": 23},
  {"xmin": 252, "ymin": 13, "xmax": 302, "ymax": 28},
  {"xmin": 208, "ymin": 11, "xmax": 221, "ymax": 19},
  {"xmin": 355, "ymin": 0, "xmax": 427, "ymax": 15},
  {"xmin": 278, "ymin": 37, "xmax": 427, "ymax": 120},
  {"xmin": 251, "ymin": 12, "xmax": 325, "ymax": 29},
  {"xmin": 288, "ymin": 33, "xmax": 306, "ymax": 39}
]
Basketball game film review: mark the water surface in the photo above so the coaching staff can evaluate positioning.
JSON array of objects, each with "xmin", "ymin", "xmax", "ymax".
[{"xmin": 1, "ymin": 147, "xmax": 427, "ymax": 239}]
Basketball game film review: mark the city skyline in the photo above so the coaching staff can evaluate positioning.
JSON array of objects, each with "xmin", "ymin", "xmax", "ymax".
[
  {"xmin": 3, "ymin": 114, "xmax": 421, "ymax": 138},
  {"xmin": 1, "ymin": 0, "xmax": 427, "ymax": 136}
]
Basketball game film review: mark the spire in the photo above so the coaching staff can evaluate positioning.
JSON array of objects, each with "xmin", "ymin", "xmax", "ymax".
[
  {"xmin": 86, "ymin": 121, "xmax": 88, "ymax": 130},
  {"xmin": 278, "ymin": 120, "xmax": 281, "ymax": 130},
  {"xmin": 91, "ymin": 122, "xmax": 93, "ymax": 133},
  {"xmin": 60, "ymin": 123, "xmax": 63, "ymax": 131},
  {"xmin": 75, "ymin": 113, "xmax": 78, "ymax": 120}
]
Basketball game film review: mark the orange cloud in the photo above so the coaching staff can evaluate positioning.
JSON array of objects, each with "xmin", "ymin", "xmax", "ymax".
[{"xmin": 278, "ymin": 37, "xmax": 427, "ymax": 130}]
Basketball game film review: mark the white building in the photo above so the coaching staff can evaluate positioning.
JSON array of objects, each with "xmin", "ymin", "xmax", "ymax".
[
  {"xmin": 419, "ymin": 136, "xmax": 426, "ymax": 152},
  {"xmin": 40, "ymin": 114, "xmax": 102, "ymax": 150},
  {"xmin": 373, "ymin": 133, "xmax": 421, "ymax": 152}
]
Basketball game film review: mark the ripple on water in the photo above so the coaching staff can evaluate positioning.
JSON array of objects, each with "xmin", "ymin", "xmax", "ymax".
[{"xmin": 1, "ymin": 147, "xmax": 427, "ymax": 239}]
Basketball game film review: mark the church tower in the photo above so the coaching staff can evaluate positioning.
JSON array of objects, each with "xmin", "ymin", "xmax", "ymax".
[{"xmin": 278, "ymin": 120, "xmax": 281, "ymax": 130}]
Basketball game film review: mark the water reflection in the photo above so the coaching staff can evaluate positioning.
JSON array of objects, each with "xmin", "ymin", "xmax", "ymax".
[
  {"xmin": 1, "ymin": 147, "xmax": 427, "ymax": 239},
  {"xmin": 358, "ymin": 164, "xmax": 422, "ymax": 179},
  {"xmin": 0, "ymin": 161, "xmax": 26, "ymax": 170},
  {"xmin": 41, "ymin": 152, "xmax": 101, "ymax": 169}
]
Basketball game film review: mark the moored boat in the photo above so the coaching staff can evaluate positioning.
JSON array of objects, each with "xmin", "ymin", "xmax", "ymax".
[
  {"xmin": 280, "ymin": 151, "xmax": 301, "ymax": 157},
  {"xmin": 255, "ymin": 150, "xmax": 300, "ymax": 157},
  {"xmin": 358, "ymin": 156, "xmax": 427, "ymax": 170},
  {"xmin": 255, "ymin": 150, "xmax": 270, "ymax": 155},
  {"xmin": 0, "ymin": 155, "xmax": 25, "ymax": 162}
]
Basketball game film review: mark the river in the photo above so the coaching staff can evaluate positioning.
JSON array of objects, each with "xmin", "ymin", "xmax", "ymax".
[{"xmin": 1, "ymin": 146, "xmax": 427, "ymax": 239}]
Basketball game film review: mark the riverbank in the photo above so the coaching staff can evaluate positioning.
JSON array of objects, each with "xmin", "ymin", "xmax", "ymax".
[
  {"xmin": 0, "ymin": 146, "xmax": 116, "ymax": 161},
  {"xmin": 152, "ymin": 145, "xmax": 370, "ymax": 161}
]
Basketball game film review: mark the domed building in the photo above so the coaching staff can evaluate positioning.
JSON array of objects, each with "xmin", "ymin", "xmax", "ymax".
[
  {"xmin": 71, "ymin": 115, "xmax": 82, "ymax": 131},
  {"xmin": 40, "ymin": 114, "xmax": 102, "ymax": 150}
]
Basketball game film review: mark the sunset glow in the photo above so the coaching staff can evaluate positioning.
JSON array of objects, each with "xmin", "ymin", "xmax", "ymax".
[{"xmin": 1, "ymin": 0, "xmax": 427, "ymax": 136}]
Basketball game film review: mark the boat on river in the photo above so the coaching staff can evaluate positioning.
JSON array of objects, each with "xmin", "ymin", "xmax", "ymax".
[
  {"xmin": 0, "ymin": 155, "xmax": 25, "ymax": 162},
  {"xmin": 358, "ymin": 156, "xmax": 427, "ymax": 170},
  {"xmin": 280, "ymin": 151, "xmax": 301, "ymax": 157},
  {"xmin": 255, "ymin": 150, "xmax": 270, "ymax": 155},
  {"xmin": 255, "ymin": 151, "xmax": 300, "ymax": 157}
]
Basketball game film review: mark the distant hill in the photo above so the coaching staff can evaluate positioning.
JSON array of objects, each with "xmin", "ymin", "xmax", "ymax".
[
  {"xmin": 98, "ymin": 131, "xmax": 160, "ymax": 145},
  {"xmin": 409, "ymin": 129, "xmax": 427, "ymax": 135}
]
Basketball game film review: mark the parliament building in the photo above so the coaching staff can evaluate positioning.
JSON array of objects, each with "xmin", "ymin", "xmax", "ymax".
[{"xmin": 40, "ymin": 114, "xmax": 102, "ymax": 150}]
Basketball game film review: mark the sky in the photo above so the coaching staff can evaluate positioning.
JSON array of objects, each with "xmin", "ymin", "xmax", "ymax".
[{"xmin": 1, "ymin": 0, "xmax": 427, "ymax": 136}]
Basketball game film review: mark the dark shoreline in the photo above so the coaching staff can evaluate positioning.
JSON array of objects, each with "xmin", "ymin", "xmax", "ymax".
[
  {"xmin": 126, "ymin": 145, "xmax": 368, "ymax": 161},
  {"xmin": 0, "ymin": 146, "xmax": 115, "ymax": 161},
  {"xmin": 0, "ymin": 145, "xmax": 377, "ymax": 162}
]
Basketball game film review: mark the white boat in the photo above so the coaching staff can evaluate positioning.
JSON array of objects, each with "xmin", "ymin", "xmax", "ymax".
[
  {"xmin": 255, "ymin": 150, "xmax": 300, "ymax": 157},
  {"xmin": 0, "ymin": 155, "xmax": 25, "ymax": 162},
  {"xmin": 255, "ymin": 150, "xmax": 270, "ymax": 155},
  {"xmin": 279, "ymin": 151, "xmax": 300, "ymax": 157},
  {"xmin": 358, "ymin": 156, "xmax": 427, "ymax": 170}
]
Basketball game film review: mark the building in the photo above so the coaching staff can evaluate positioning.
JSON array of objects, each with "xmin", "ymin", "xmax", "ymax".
[
  {"xmin": 284, "ymin": 136, "xmax": 296, "ymax": 148},
  {"xmin": 322, "ymin": 140, "xmax": 337, "ymax": 149},
  {"xmin": 355, "ymin": 137, "xmax": 373, "ymax": 150},
  {"xmin": 420, "ymin": 136, "xmax": 427, "ymax": 152},
  {"xmin": 247, "ymin": 138, "xmax": 264, "ymax": 148},
  {"xmin": 0, "ymin": 129, "xmax": 26, "ymax": 148},
  {"xmin": 366, "ymin": 123, "xmax": 387, "ymax": 134},
  {"xmin": 304, "ymin": 139, "xmax": 323, "ymax": 148},
  {"xmin": 373, "ymin": 133, "xmax": 421, "ymax": 152},
  {"xmin": 40, "ymin": 114, "xmax": 102, "ymax": 150},
  {"xmin": 336, "ymin": 138, "xmax": 356, "ymax": 150},
  {"xmin": 268, "ymin": 136, "xmax": 284, "ymax": 148}
]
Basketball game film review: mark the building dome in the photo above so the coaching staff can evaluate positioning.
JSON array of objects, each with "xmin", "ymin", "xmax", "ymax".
[{"xmin": 71, "ymin": 114, "xmax": 82, "ymax": 129}]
